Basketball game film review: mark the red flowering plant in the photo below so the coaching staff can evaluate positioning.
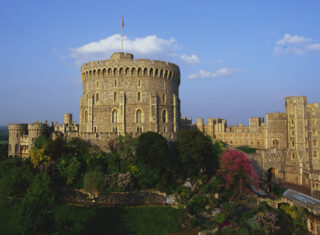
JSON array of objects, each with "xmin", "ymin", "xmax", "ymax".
[{"xmin": 218, "ymin": 149, "xmax": 259, "ymax": 200}]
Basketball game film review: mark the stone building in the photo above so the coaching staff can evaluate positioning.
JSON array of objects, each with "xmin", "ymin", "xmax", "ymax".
[
  {"xmin": 79, "ymin": 52, "xmax": 181, "ymax": 151},
  {"xmin": 192, "ymin": 96, "xmax": 320, "ymax": 199},
  {"xmin": 8, "ymin": 114, "xmax": 78, "ymax": 158},
  {"xmin": 7, "ymin": 50, "xmax": 320, "ymax": 199}
]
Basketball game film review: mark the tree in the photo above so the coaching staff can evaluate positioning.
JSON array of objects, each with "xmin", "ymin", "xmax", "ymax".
[
  {"xmin": 218, "ymin": 149, "xmax": 259, "ymax": 200},
  {"xmin": 175, "ymin": 130, "xmax": 220, "ymax": 179},
  {"xmin": 83, "ymin": 170, "xmax": 105, "ymax": 197},
  {"xmin": 57, "ymin": 157, "xmax": 81, "ymax": 185},
  {"xmin": 135, "ymin": 132, "xmax": 171, "ymax": 189},
  {"xmin": 17, "ymin": 173, "xmax": 55, "ymax": 235}
]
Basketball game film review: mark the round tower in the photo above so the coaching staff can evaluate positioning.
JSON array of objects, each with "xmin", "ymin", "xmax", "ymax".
[
  {"xmin": 79, "ymin": 52, "xmax": 181, "ymax": 139},
  {"xmin": 8, "ymin": 124, "xmax": 28, "ymax": 157},
  {"xmin": 27, "ymin": 122, "xmax": 46, "ymax": 147}
]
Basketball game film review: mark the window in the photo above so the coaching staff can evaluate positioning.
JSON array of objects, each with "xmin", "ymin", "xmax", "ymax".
[
  {"xmin": 273, "ymin": 139, "xmax": 279, "ymax": 147},
  {"xmin": 115, "ymin": 80, "xmax": 117, "ymax": 86},
  {"xmin": 96, "ymin": 81, "xmax": 99, "ymax": 88},
  {"xmin": 313, "ymin": 139, "xmax": 317, "ymax": 146},
  {"xmin": 313, "ymin": 151, "xmax": 318, "ymax": 158},
  {"xmin": 114, "ymin": 92, "xmax": 117, "ymax": 102},
  {"xmin": 162, "ymin": 110, "xmax": 167, "ymax": 123},
  {"xmin": 292, "ymin": 152, "xmax": 295, "ymax": 159},
  {"xmin": 292, "ymin": 130, "xmax": 294, "ymax": 136},
  {"xmin": 113, "ymin": 127, "xmax": 117, "ymax": 134},
  {"xmin": 162, "ymin": 93, "xmax": 166, "ymax": 103},
  {"xmin": 85, "ymin": 111, "xmax": 88, "ymax": 123},
  {"xmin": 163, "ymin": 126, "xmax": 167, "ymax": 133},
  {"xmin": 291, "ymin": 119, "xmax": 294, "ymax": 125},
  {"xmin": 112, "ymin": 110, "xmax": 118, "ymax": 123},
  {"xmin": 292, "ymin": 141, "xmax": 295, "ymax": 147},
  {"xmin": 93, "ymin": 126, "xmax": 97, "ymax": 133},
  {"xmin": 138, "ymin": 92, "xmax": 141, "ymax": 102},
  {"xmin": 137, "ymin": 127, "xmax": 142, "ymax": 133},
  {"xmin": 96, "ymin": 93, "xmax": 99, "ymax": 102},
  {"xmin": 136, "ymin": 109, "xmax": 142, "ymax": 123}
]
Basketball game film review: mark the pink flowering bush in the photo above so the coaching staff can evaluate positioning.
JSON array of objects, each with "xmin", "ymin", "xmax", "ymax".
[
  {"xmin": 218, "ymin": 149, "xmax": 259, "ymax": 200},
  {"xmin": 254, "ymin": 210, "xmax": 280, "ymax": 233}
]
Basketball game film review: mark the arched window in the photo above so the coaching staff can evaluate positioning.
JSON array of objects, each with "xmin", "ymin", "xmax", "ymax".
[
  {"xmin": 114, "ymin": 80, "xmax": 117, "ymax": 87},
  {"xmin": 292, "ymin": 152, "xmax": 295, "ymax": 159},
  {"xmin": 114, "ymin": 92, "xmax": 117, "ymax": 102},
  {"xmin": 113, "ymin": 68, "xmax": 118, "ymax": 76},
  {"xmin": 313, "ymin": 139, "xmax": 317, "ymax": 146},
  {"xmin": 15, "ymin": 144, "xmax": 19, "ymax": 153},
  {"xmin": 155, "ymin": 69, "xmax": 158, "ymax": 77},
  {"xmin": 143, "ymin": 68, "xmax": 148, "ymax": 76},
  {"xmin": 273, "ymin": 139, "xmax": 279, "ymax": 147},
  {"xmin": 112, "ymin": 110, "xmax": 118, "ymax": 123},
  {"xmin": 138, "ymin": 80, "xmax": 140, "ymax": 87},
  {"xmin": 292, "ymin": 141, "xmax": 295, "ymax": 147},
  {"xmin": 164, "ymin": 70, "xmax": 168, "ymax": 79},
  {"xmin": 137, "ymin": 92, "xmax": 141, "ymax": 102},
  {"xmin": 137, "ymin": 68, "xmax": 142, "ymax": 77},
  {"xmin": 162, "ymin": 93, "xmax": 166, "ymax": 103},
  {"xmin": 313, "ymin": 151, "xmax": 318, "ymax": 158},
  {"xmin": 119, "ymin": 68, "xmax": 124, "ymax": 75},
  {"xmin": 162, "ymin": 110, "xmax": 167, "ymax": 123},
  {"xmin": 136, "ymin": 109, "xmax": 142, "ymax": 123},
  {"xmin": 96, "ymin": 93, "xmax": 99, "ymax": 102},
  {"xmin": 102, "ymin": 68, "xmax": 106, "ymax": 77},
  {"xmin": 125, "ymin": 67, "xmax": 129, "ymax": 75},
  {"xmin": 93, "ymin": 126, "xmax": 97, "ymax": 133},
  {"xmin": 160, "ymin": 69, "xmax": 163, "ymax": 78},
  {"xmin": 85, "ymin": 110, "xmax": 88, "ymax": 123},
  {"xmin": 149, "ymin": 68, "xmax": 153, "ymax": 77},
  {"xmin": 108, "ymin": 68, "xmax": 112, "ymax": 76},
  {"xmin": 131, "ymin": 68, "xmax": 136, "ymax": 76}
]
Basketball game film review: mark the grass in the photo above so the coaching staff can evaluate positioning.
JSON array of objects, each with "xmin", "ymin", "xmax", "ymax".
[
  {"xmin": 54, "ymin": 205, "xmax": 185, "ymax": 235},
  {"xmin": 236, "ymin": 146, "xmax": 257, "ymax": 154},
  {"xmin": 0, "ymin": 201, "xmax": 186, "ymax": 235}
]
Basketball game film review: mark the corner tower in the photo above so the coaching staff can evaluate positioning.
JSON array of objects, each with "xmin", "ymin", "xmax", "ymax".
[{"xmin": 79, "ymin": 52, "xmax": 181, "ymax": 140}]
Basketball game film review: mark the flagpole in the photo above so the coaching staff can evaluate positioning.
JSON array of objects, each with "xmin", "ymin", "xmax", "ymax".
[{"xmin": 121, "ymin": 15, "xmax": 124, "ymax": 52}]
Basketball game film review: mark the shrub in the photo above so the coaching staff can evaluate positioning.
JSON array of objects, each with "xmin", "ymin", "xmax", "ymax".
[
  {"xmin": 218, "ymin": 150, "xmax": 259, "ymax": 200},
  {"xmin": 83, "ymin": 170, "xmax": 105, "ymax": 197},
  {"xmin": 187, "ymin": 195, "xmax": 208, "ymax": 215}
]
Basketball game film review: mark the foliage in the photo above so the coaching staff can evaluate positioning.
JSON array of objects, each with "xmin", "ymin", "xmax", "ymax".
[
  {"xmin": 271, "ymin": 185, "xmax": 287, "ymax": 197},
  {"xmin": 114, "ymin": 134, "xmax": 137, "ymax": 163},
  {"xmin": 0, "ymin": 157, "xmax": 34, "ymax": 199},
  {"xmin": 57, "ymin": 157, "xmax": 81, "ymax": 185},
  {"xmin": 83, "ymin": 170, "xmax": 105, "ymax": 196},
  {"xmin": 17, "ymin": 173, "xmax": 55, "ymax": 235},
  {"xmin": 279, "ymin": 204, "xmax": 307, "ymax": 232},
  {"xmin": 236, "ymin": 146, "xmax": 257, "ymax": 154},
  {"xmin": 0, "ymin": 143, "xmax": 8, "ymax": 159},
  {"xmin": 176, "ymin": 129, "xmax": 220, "ymax": 179},
  {"xmin": 214, "ymin": 213, "xmax": 226, "ymax": 224},
  {"xmin": 30, "ymin": 143, "xmax": 51, "ymax": 168},
  {"xmin": 218, "ymin": 149, "xmax": 259, "ymax": 200},
  {"xmin": 187, "ymin": 195, "xmax": 208, "ymax": 215},
  {"xmin": 135, "ymin": 132, "xmax": 173, "ymax": 190},
  {"xmin": 253, "ymin": 210, "xmax": 280, "ymax": 234}
]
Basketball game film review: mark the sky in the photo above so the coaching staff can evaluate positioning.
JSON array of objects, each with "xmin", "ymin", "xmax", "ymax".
[{"xmin": 1, "ymin": 0, "xmax": 320, "ymax": 126}]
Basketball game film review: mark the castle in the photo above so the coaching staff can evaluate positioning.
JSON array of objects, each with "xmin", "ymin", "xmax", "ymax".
[{"xmin": 8, "ymin": 52, "xmax": 320, "ymax": 198}]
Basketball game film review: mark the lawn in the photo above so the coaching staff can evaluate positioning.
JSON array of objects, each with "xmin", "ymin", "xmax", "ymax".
[{"xmin": 0, "ymin": 201, "xmax": 185, "ymax": 235}]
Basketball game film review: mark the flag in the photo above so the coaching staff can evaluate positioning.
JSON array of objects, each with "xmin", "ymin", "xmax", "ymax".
[{"xmin": 122, "ymin": 16, "xmax": 124, "ymax": 28}]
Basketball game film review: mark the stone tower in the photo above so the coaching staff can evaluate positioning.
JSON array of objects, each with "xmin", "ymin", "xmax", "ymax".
[{"xmin": 79, "ymin": 52, "xmax": 181, "ymax": 142}]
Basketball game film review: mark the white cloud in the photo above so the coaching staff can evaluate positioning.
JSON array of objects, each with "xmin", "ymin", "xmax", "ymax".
[
  {"xmin": 187, "ymin": 68, "xmax": 241, "ymax": 79},
  {"xmin": 70, "ymin": 34, "xmax": 178, "ymax": 64},
  {"xmin": 273, "ymin": 46, "xmax": 305, "ymax": 55},
  {"xmin": 306, "ymin": 43, "xmax": 320, "ymax": 51},
  {"xmin": 180, "ymin": 54, "xmax": 200, "ymax": 64},
  {"xmin": 276, "ymin": 34, "xmax": 311, "ymax": 45},
  {"xmin": 212, "ymin": 59, "xmax": 223, "ymax": 64}
]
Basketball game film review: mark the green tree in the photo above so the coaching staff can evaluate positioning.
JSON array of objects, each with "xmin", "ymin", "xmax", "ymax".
[
  {"xmin": 135, "ymin": 132, "xmax": 172, "ymax": 189},
  {"xmin": 17, "ymin": 173, "xmax": 55, "ymax": 235},
  {"xmin": 57, "ymin": 157, "xmax": 81, "ymax": 186},
  {"xmin": 175, "ymin": 130, "xmax": 220, "ymax": 179},
  {"xmin": 83, "ymin": 170, "xmax": 105, "ymax": 197}
]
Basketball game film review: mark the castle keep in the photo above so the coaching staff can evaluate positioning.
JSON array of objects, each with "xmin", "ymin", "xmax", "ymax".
[
  {"xmin": 7, "ymin": 51, "xmax": 320, "ymax": 198},
  {"xmin": 79, "ymin": 52, "xmax": 180, "ymax": 150}
]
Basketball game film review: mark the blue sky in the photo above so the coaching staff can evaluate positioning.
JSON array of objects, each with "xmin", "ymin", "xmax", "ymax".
[{"xmin": 1, "ymin": 0, "xmax": 320, "ymax": 126}]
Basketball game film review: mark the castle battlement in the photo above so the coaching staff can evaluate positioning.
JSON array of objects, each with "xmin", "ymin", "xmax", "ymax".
[{"xmin": 81, "ymin": 52, "xmax": 180, "ymax": 83}]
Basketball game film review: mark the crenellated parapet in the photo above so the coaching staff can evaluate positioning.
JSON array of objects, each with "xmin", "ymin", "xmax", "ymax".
[{"xmin": 80, "ymin": 52, "xmax": 180, "ymax": 84}]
